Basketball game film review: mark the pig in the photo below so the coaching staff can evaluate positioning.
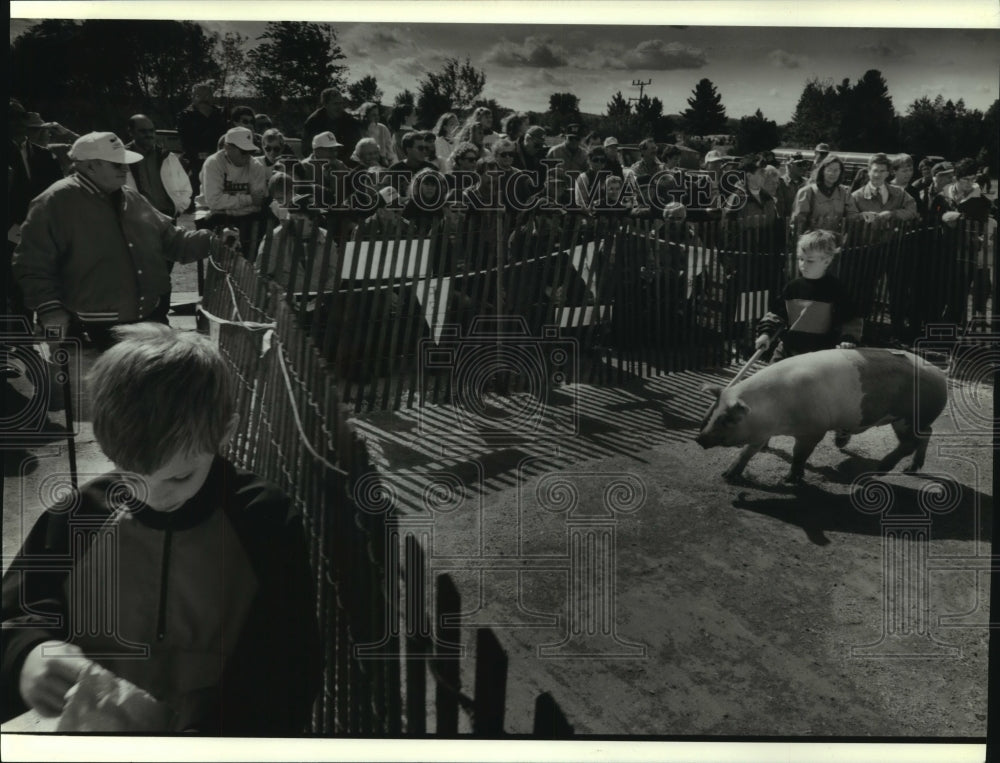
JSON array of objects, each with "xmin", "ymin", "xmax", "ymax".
[{"xmin": 695, "ymin": 348, "xmax": 948, "ymax": 484}]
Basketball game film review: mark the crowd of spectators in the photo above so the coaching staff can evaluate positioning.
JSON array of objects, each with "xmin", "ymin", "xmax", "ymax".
[{"xmin": 6, "ymin": 82, "xmax": 998, "ymax": 350}]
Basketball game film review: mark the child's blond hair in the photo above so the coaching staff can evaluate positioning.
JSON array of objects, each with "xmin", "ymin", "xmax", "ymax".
[
  {"xmin": 796, "ymin": 229, "xmax": 840, "ymax": 261},
  {"xmin": 87, "ymin": 324, "xmax": 235, "ymax": 473}
]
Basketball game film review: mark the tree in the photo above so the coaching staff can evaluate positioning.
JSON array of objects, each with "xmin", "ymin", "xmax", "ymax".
[
  {"xmin": 546, "ymin": 92, "xmax": 582, "ymax": 133},
  {"xmin": 899, "ymin": 94, "xmax": 991, "ymax": 163},
  {"xmin": 347, "ymin": 75, "xmax": 383, "ymax": 106},
  {"xmin": 216, "ymin": 31, "xmax": 251, "ymax": 100},
  {"xmin": 682, "ymin": 78, "xmax": 727, "ymax": 136},
  {"xmin": 784, "ymin": 78, "xmax": 840, "ymax": 148},
  {"xmin": 247, "ymin": 22, "xmax": 348, "ymax": 104},
  {"xmin": 606, "ymin": 91, "xmax": 631, "ymax": 120},
  {"xmin": 839, "ymin": 69, "xmax": 898, "ymax": 151},
  {"xmin": 10, "ymin": 19, "xmax": 220, "ymax": 130},
  {"xmin": 633, "ymin": 95, "xmax": 673, "ymax": 141},
  {"xmin": 415, "ymin": 57, "xmax": 486, "ymax": 125},
  {"xmin": 394, "ymin": 89, "xmax": 416, "ymax": 110},
  {"xmin": 734, "ymin": 109, "xmax": 780, "ymax": 155},
  {"xmin": 980, "ymin": 99, "xmax": 999, "ymax": 172}
]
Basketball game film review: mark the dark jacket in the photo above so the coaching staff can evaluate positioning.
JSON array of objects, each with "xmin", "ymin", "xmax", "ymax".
[
  {"xmin": 8, "ymin": 140, "xmax": 64, "ymax": 226},
  {"xmin": 1, "ymin": 457, "xmax": 320, "ymax": 734},
  {"xmin": 175, "ymin": 104, "xmax": 228, "ymax": 166},
  {"xmin": 13, "ymin": 173, "xmax": 218, "ymax": 323},
  {"xmin": 757, "ymin": 273, "xmax": 863, "ymax": 357}
]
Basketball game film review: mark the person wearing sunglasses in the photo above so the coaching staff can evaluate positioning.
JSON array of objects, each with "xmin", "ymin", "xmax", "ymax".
[
  {"xmin": 384, "ymin": 131, "xmax": 437, "ymax": 199},
  {"xmin": 573, "ymin": 145, "xmax": 613, "ymax": 214},
  {"xmin": 194, "ymin": 126, "xmax": 268, "ymax": 251},
  {"xmin": 259, "ymin": 128, "xmax": 298, "ymax": 178}
]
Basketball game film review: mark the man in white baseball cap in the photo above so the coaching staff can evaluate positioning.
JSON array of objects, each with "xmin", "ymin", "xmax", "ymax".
[
  {"xmin": 12, "ymin": 131, "xmax": 225, "ymax": 348},
  {"xmin": 602, "ymin": 136, "xmax": 624, "ymax": 177},
  {"xmin": 67, "ymin": 131, "xmax": 143, "ymax": 192},
  {"xmin": 193, "ymin": 125, "xmax": 268, "ymax": 248},
  {"xmin": 293, "ymin": 131, "xmax": 349, "ymax": 211}
]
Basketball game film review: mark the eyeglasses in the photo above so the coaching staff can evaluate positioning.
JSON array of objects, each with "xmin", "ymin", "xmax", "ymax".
[
  {"xmin": 414, "ymin": 145, "xmax": 429, "ymax": 152},
  {"xmin": 239, "ymin": 119, "xmax": 254, "ymax": 127},
  {"xmin": 496, "ymin": 151, "xmax": 514, "ymax": 158},
  {"xmin": 458, "ymin": 154, "xmax": 478, "ymax": 162},
  {"xmin": 591, "ymin": 156, "xmax": 606, "ymax": 163},
  {"xmin": 264, "ymin": 145, "xmax": 282, "ymax": 153}
]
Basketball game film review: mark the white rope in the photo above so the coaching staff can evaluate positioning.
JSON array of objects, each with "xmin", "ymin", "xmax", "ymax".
[
  {"xmin": 196, "ymin": 303, "xmax": 276, "ymax": 332},
  {"xmin": 268, "ymin": 330, "xmax": 348, "ymax": 478}
]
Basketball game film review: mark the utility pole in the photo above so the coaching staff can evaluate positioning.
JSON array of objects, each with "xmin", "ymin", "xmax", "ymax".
[{"xmin": 628, "ymin": 79, "xmax": 652, "ymax": 105}]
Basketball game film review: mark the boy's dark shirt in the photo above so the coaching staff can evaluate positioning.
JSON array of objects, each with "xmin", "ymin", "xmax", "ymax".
[
  {"xmin": 1, "ymin": 456, "xmax": 320, "ymax": 735},
  {"xmin": 758, "ymin": 273, "xmax": 862, "ymax": 357}
]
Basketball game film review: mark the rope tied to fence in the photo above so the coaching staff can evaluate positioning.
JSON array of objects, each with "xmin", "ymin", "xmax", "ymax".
[{"xmin": 264, "ymin": 328, "xmax": 351, "ymax": 480}]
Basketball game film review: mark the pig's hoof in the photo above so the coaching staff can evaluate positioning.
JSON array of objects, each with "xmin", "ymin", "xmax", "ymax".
[
  {"xmin": 833, "ymin": 431, "xmax": 852, "ymax": 449},
  {"xmin": 782, "ymin": 472, "xmax": 804, "ymax": 485},
  {"xmin": 722, "ymin": 469, "xmax": 744, "ymax": 483}
]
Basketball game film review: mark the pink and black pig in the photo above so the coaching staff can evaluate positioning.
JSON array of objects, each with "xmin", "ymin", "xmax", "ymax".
[{"xmin": 696, "ymin": 348, "xmax": 948, "ymax": 484}]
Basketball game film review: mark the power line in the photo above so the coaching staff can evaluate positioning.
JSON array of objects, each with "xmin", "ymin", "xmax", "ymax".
[{"xmin": 628, "ymin": 79, "xmax": 652, "ymax": 104}]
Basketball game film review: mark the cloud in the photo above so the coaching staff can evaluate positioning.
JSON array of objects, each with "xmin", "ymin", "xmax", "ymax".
[
  {"xmin": 485, "ymin": 36, "xmax": 568, "ymax": 68},
  {"xmin": 620, "ymin": 39, "xmax": 707, "ymax": 70},
  {"xmin": 340, "ymin": 23, "xmax": 413, "ymax": 57},
  {"xmin": 768, "ymin": 49, "xmax": 805, "ymax": 69},
  {"xmin": 856, "ymin": 40, "xmax": 915, "ymax": 58}
]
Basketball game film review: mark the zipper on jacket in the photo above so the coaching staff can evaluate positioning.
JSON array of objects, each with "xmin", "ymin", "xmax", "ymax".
[{"xmin": 156, "ymin": 528, "xmax": 172, "ymax": 641}]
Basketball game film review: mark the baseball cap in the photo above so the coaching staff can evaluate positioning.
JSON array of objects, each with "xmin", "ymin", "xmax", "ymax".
[
  {"xmin": 224, "ymin": 126, "xmax": 260, "ymax": 153},
  {"xmin": 704, "ymin": 149, "xmax": 727, "ymax": 164},
  {"xmin": 68, "ymin": 132, "xmax": 143, "ymax": 164},
  {"xmin": 603, "ymin": 136, "xmax": 619, "ymax": 148},
  {"xmin": 789, "ymin": 151, "xmax": 811, "ymax": 166},
  {"xmin": 525, "ymin": 125, "xmax": 546, "ymax": 138},
  {"xmin": 564, "ymin": 124, "xmax": 580, "ymax": 138},
  {"xmin": 932, "ymin": 161, "xmax": 955, "ymax": 177},
  {"xmin": 312, "ymin": 131, "xmax": 343, "ymax": 150},
  {"xmin": 814, "ymin": 143, "xmax": 831, "ymax": 153}
]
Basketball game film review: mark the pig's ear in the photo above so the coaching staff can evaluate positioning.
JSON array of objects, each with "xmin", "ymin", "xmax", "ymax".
[
  {"xmin": 701, "ymin": 383, "xmax": 722, "ymax": 398},
  {"xmin": 731, "ymin": 399, "xmax": 751, "ymax": 419}
]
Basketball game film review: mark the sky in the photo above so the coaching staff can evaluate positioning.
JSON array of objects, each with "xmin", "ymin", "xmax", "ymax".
[{"xmin": 10, "ymin": 11, "xmax": 1000, "ymax": 123}]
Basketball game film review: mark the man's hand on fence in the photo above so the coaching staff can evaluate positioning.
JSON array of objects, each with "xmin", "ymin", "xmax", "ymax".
[
  {"xmin": 754, "ymin": 333, "xmax": 772, "ymax": 350},
  {"xmin": 837, "ymin": 341, "xmax": 857, "ymax": 349}
]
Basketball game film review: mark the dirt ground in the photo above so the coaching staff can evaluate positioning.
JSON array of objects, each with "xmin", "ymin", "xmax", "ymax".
[
  {"xmin": 1, "ymin": 256, "xmax": 992, "ymax": 738},
  {"xmin": 352, "ymin": 363, "xmax": 992, "ymax": 737}
]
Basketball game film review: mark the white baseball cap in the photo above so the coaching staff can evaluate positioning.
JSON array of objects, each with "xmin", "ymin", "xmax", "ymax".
[
  {"xmin": 224, "ymin": 126, "xmax": 260, "ymax": 153},
  {"xmin": 704, "ymin": 149, "xmax": 726, "ymax": 164},
  {"xmin": 68, "ymin": 132, "xmax": 143, "ymax": 164},
  {"xmin": 603, "ymin": 136, "xmax": 619, "ymax": 148},
  {"xmin": 312, "ymin": 131, "xmax": 343, "ymax": 150}
]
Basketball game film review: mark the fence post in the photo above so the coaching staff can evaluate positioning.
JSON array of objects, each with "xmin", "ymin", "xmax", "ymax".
[
  {"xmin": 533, "ymin": 692, "xmax": 574, "ymax": 738},
  {"xmin": 435, "ymin": 573, "xmax": 462, "ymax": 734},
  {"xmin": 472, "ymin": 628, "xmax": 507, "ymax": 735}
]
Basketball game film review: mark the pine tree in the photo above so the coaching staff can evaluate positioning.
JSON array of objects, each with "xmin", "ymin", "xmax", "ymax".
[
  {"xmin": 734, "ymin": 109, "xmax": 780, "ymax": 155},
  {"xmin": 682, "ymin": 78, "xmax": 727, "ymax": 136}
]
